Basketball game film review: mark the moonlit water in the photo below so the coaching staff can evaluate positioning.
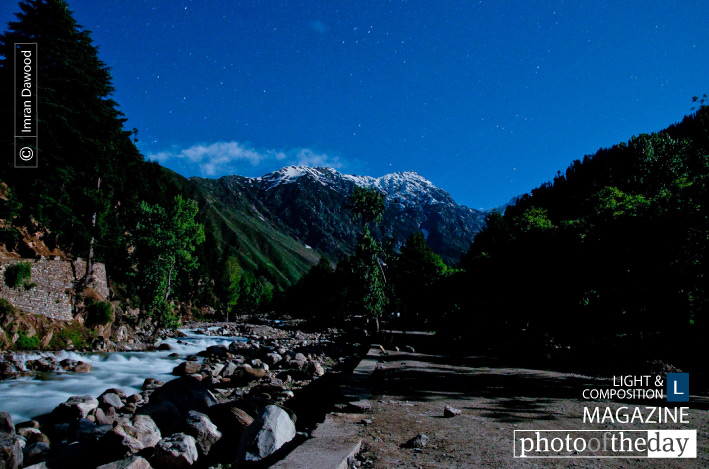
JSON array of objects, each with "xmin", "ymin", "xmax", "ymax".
[{"xmin": 0, "ymin": 329, "xmax": 246, "ymax": 423}]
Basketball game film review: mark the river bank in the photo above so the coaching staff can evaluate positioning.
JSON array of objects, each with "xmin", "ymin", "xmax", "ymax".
[{"xmin": 0, "ymin": 320, "xmax": 368, "ymax": 468}]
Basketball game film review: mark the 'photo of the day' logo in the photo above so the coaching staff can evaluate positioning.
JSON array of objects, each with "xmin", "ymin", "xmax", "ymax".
[{"xmin": 513, "ymin": 373, "xmax": 697, "ymax": 459}]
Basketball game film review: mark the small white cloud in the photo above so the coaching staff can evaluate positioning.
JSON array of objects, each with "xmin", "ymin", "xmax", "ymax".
[
  {"xmin": 296, "ymin": 148, "xmax": 342, "ymax": 168},
  {"xmin": 148, "ymin": 141, "xmax": 344, "ymax": 177}
]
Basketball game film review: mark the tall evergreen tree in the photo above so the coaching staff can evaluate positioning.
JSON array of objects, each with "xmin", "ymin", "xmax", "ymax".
[{"xmin": 0, "ymin": 0, "xmax": 145, "ymax": 261}]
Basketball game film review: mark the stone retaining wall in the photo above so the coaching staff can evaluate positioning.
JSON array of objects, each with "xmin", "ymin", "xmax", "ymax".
[{"xmin": 0, "ymin": 258, "xmax": 108, "ymax": 321}]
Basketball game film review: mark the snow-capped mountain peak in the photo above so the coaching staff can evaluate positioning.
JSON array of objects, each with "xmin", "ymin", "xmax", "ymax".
[
  {"xmin": 252, "ymin": 166, "xmax": 449, "ymax": 207},
  {"xmin": 197, "ymin": 165, "xmax": 487, "ymax": 263}
]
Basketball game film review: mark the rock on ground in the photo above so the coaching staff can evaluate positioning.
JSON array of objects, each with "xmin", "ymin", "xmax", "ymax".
[
  {"xmin": 206, "ymin": 403, "xmax": 254, "ymax": 438},
  {"xmin": 236, "ymin": 405, "xmax": 295, "ymax": 462},
  {"xmin": 402, "ymin": 433, "xmax": 429, "ymax": 449},
  {"xmin": 153, "ymin": 433, "xmax": 198, "ymax": 469},
  {"xmin": 444, "ymin": 405, "xmax": 461, "ymax": 417},
  {"xmin": 184, "ymin": 411, "xmax": 221, "ymax": 456}
]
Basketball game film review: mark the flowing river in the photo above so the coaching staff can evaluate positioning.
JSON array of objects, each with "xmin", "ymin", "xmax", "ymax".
[{"xmin": 0, "ymin": 329, "xmax": 246, "ymax": 423}]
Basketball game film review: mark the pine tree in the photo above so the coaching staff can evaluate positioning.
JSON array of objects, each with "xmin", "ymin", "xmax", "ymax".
[{"xmin": 0, "ymin": 0, "xmax": 144, "ymax": 261}]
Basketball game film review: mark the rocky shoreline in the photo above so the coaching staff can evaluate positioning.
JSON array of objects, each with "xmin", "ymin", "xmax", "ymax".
[{"xmin": 0, "ymin": 321, "xmax": 367, "ymax": 468}]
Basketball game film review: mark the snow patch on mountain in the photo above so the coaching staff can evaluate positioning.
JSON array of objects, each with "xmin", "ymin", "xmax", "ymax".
[{"xmin": 252, "ymin": 166, "xmax": 459, "ymax": 209}]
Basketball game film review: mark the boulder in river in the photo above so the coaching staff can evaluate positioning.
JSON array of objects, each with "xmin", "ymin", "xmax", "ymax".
[
  {"xmin": 0, "ymin": 362, "xmax": 18, "ymax": 380},
  {"xmin": 141, "ymin": 378, "xmax": 164, "ymax": 391},
  {"xmin": 74, "ymin": 361, "xmax": 93, "ymax": 373},
  {"xmin": 53, "ymin": 395, "xmax": 99, "ymax": 421},
  {"xmin": 100, "ymin": 392, "xmax": 125, "ymax": 410},
  {"xmin": 172, "ymin": 361, "xmax": 202, "ymax": 376}
]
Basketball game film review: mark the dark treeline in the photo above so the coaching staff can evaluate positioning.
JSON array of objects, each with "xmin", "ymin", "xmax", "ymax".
[
  {"xmin": 0, "ymin": 0, "xmax": 277, "ymax": 328},
  {"xmin": 282, "ymin": 106, "xmax": 709, "ymax": 370},
  {"xmin": 450, "ymin": 107, "xmax": 709, "ymax": 367}
]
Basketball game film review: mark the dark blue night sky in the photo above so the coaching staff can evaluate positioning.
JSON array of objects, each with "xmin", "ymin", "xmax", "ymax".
[{"xmin": 2, "ymin": 0, "xmax": 708, "ymax": 208}]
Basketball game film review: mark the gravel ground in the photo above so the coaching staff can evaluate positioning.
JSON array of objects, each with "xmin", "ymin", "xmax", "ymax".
[{"xmin": 352, "ymin": 351, "xmax": 709, "ymax": 468}]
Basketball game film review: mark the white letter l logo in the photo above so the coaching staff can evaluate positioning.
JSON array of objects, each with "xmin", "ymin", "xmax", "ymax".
[{"xmin": 674, "ymin": 380, "xmax": 684, "ymax": 395}]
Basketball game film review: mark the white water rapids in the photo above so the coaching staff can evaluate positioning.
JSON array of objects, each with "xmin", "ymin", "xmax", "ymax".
[{"xmin": 0, "ymin": 329, "xmax": 246, "ymax": 423}]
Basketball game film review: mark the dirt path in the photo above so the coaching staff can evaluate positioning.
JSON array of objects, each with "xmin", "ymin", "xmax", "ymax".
[{"xmin": 351, "ymin": 350, "xmax": 709, "ymax": 468}]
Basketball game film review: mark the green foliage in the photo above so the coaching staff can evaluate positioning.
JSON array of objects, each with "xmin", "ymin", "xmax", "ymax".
[
  {"xmin": 351, "ymin": 227, "xmax": 387, "ymax": 320},
  {"xmin": 132, "ymin": 195, "xmax": 205, "ymax": 329},
  {"xmin": 14, "ymin": 331, "xmax": 40, "ymax": 350},
  {"xmin": 48, "ymin": 323, "xmax": 95, "ymax": 350},
  {"xmin": 217, "ymin": 255, "xmax": 242, "ymax": 311},
  {"xmin": 232, "ymin": 271, "xmax": 273, "ymax": 316},
  {"xmin": 390, "ymin": 232, "xmax": 447, "ymax": 326},
  {"xmin": 0, "ymin": 298, "xmax": 14, "ymax": 317},
  {"xmin": 591, "ymin": 187, "xmax": 650, "ymax": 219},
  {"xmin": 350, "ymin": 186, "xmax": 385, "ymax": 226},
  {"xmin": 88, "ymin": 301, "xmax": 114, "ymax": 326},
  {"xmin": 4, "ymin": 262, "xmax": 32, "ymax": 289},
  {"xmin": 515, "ymin": 207, "xmax": 554, "ymax": 232}
]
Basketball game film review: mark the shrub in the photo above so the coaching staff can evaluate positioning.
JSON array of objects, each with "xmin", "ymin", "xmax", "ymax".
[
  {"xmin": 88, "ymin": 301, "xmax": 114, "ymax": 326},
  {"xmin": 48, "ymin": 323, "xmax": 95, "ymax": 350},
  {"xmin": 15, "ymin": 331, "xmax": 40, "ymax": 350},
  {"xmin": 4, "ymin": 262, "xmax": 32, "ymax": 289},
  {"xmin": 0, "ymin": 298, "xmax": 14, "ymax": 317}
]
